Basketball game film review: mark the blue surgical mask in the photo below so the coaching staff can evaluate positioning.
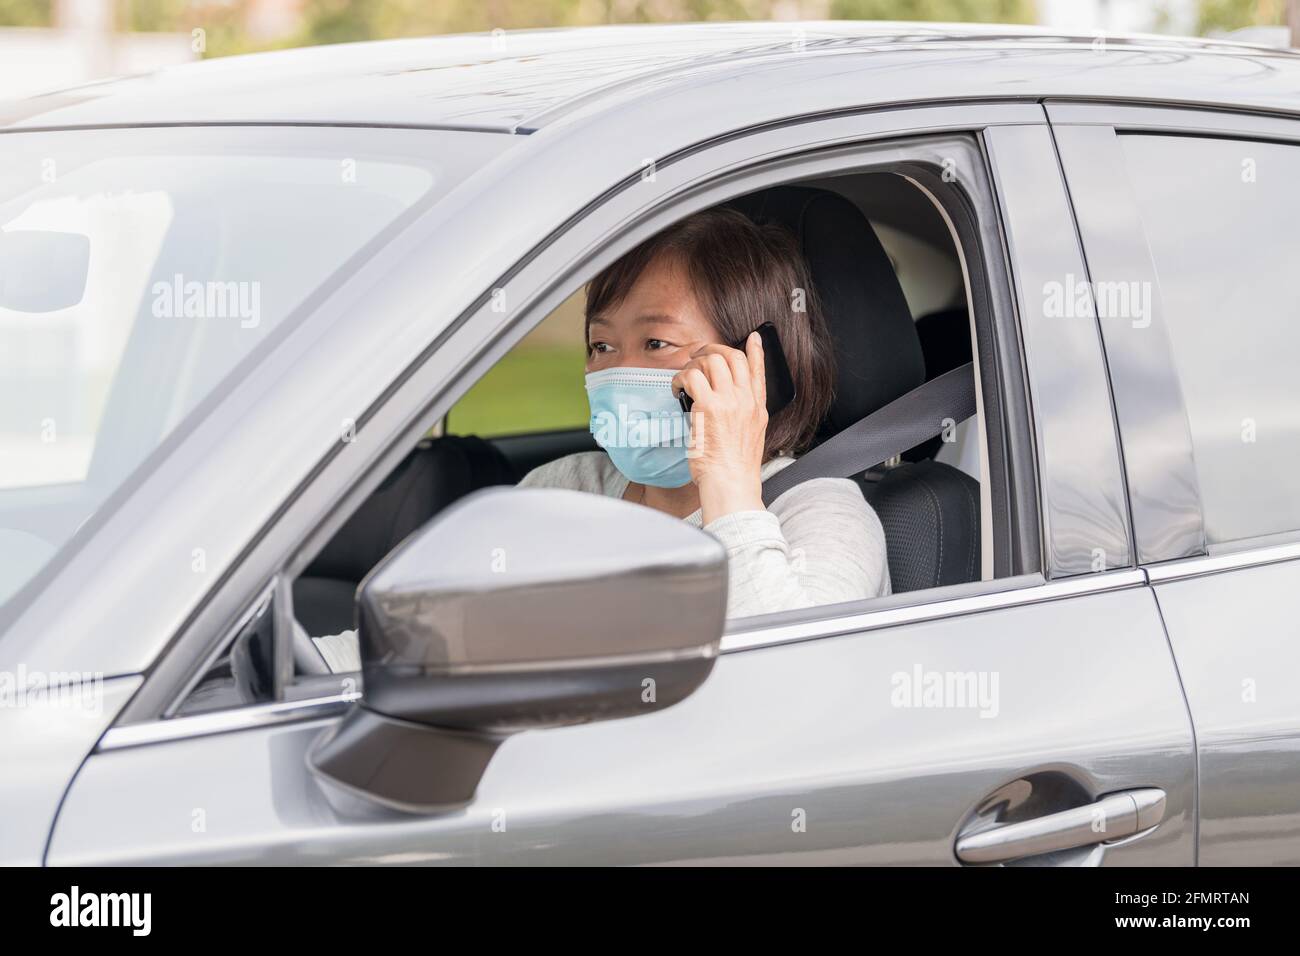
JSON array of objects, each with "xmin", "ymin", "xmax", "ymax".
[{"xmin": 586, "ymin": 366, "xmax": 693, "ymax": 488}]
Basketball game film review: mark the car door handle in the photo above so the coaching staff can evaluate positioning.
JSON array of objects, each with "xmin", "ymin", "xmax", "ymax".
[{"xmin": 955, "ymin": 788, "xmax": 1167, "ymax": 864}]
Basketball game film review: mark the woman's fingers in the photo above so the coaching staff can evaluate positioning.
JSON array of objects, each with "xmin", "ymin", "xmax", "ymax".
[
  {"xmin": 672, "ymin": 366, "xmax": 713, "ymax": 406},
  {"xmin": 688, "ymin": 343, "xmax": 750, "ymax": 393},
  {"xmin": 677, "ymin": 337, "xmax": 769, "ymax": 414},
  {"xmin": 703, "ymin": 352, "xmax": 733, "ymax": 392},
  {"xmin": 745, "ymin": 331, "xmax": 767, "ymax": 411},
  {"xmin": 717, "ymin": 345, "xmax": 751, "ymax": 392}
]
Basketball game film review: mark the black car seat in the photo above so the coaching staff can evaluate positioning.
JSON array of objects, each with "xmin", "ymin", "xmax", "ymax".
[
  {"xmin": 293, "ymin": 435, "xmax": 516, "ymax": 635},
  {"xmin": 907, "ymin": 306, "xmax": 975, "ymax": 462},
  {"xmin": 726, "ymin": 185, "xmax": 981, "ymax": 593}
]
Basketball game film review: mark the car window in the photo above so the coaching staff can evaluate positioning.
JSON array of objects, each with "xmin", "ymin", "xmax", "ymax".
[
  {"xmin": 280, "ymin": 165, "xmax": 1001, "ymax": 677},
  {"xmin": 144, "ymin": 125, "xmax": 1048, "ymax": 729},
  {"xmin": 0, "ymin": 126, "xmax": 497, "ymax": 608},
  {"xmin": 1119, "ymin": 133, "xmax": 1300, "ymax": 549},
  {"xmin": 448, "ymin": 289, "xmax": 589, "ymax": 436}
]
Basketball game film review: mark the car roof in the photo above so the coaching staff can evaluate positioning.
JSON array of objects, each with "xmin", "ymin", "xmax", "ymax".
[{"xmin": 3, "ymin": 21, "xmax": 1299, "ymax": 133}]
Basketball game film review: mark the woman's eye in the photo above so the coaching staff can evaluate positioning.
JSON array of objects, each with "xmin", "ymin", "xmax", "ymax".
[
  {"xmin": 646, "ymin": 339, "xmax": 670, "ymax": 351},
  {"xmin": 588, "ymin": 342, "xmax": 610, "ymax": 354}
]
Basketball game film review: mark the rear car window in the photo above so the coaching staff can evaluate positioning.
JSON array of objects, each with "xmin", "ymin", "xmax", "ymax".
[{"xmin": 1119, "ymin": 133, "xmax": 1300, "ymax": 550}]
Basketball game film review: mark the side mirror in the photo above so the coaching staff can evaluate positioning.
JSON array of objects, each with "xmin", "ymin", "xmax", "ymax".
[
  {"xmin": 309, "ymin": 487, "xmax": 728, "ymax": 813},
  {"xmin": 0, "ymin": 229, "xmax": 91, "ymax": 313}
]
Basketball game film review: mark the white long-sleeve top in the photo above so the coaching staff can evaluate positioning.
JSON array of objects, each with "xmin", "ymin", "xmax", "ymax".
[{"xmin": 517, "ymin": 451, "xmax": 891, "ymax": 619}]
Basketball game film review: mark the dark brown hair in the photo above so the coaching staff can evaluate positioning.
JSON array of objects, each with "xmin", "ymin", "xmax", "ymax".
[{"xmin": 585, "ymin": 207, "xmax": 835, "ymax": 458}]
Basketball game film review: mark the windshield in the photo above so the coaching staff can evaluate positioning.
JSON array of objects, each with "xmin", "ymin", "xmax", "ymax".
[{"xmin": 0, "ymin": 126, "xmax": 501, "ymax": 607}]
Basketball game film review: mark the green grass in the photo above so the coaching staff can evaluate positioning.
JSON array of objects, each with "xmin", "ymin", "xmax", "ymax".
[{"xmin": 449, "ymin": 343, "xmax": 589, "ymax": 437}]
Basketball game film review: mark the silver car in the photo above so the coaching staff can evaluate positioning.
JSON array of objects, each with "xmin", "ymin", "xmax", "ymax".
[{"xmin": 2, "ymin": 21, "xmax": 1298, "ymax": 866}]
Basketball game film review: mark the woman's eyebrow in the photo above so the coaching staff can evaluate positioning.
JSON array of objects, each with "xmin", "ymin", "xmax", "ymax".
[{"xmin": 587, "ymin": 313, "xmax": 684, "ymax": 330}]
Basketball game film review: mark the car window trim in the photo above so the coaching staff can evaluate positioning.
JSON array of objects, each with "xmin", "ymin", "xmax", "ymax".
[
  {"xmin": 1146, "ymin": 538, "xmax": 1300, "ymax": 583},
  {"xmin": 276, "ymin": 137, "xmax": 1030, "ymax": 609},
  {"xmin": 280, "ymin": 136, "xmax": 1032, "ymax": 638},
  {"xmin": 1044, "ymin": 100, "xmax": 1300, "ymax": 142},
  {"xmin": 722, "ymin": 567, "xmax": 1144, "ymax": 652}
]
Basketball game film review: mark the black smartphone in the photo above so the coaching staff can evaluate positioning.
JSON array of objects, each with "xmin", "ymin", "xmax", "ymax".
[{"xmin": 677, "ymin": 322, "xmax": 796, "ymax": 415}]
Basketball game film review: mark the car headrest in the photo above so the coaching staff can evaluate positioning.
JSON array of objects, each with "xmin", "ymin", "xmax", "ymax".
[{"xmin": 724, "ymin": 185, "xmax": 924, "ymax": 443}]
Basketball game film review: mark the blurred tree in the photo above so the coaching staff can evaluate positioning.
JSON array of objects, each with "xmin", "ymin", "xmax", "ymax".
[
  {"xmin": 122, "ymin": 0, "xmax": 253, "ymax": 56},
  {"xmin": 119, "ymin": 0, "xmax": 667, "ymax": 54},
  {"xmin": 86, "ymin": 0, "xmax": 1043, "ymax": 58},
  {"xmin": 1195, "ymin": 0, "xmax": 1286, "ymax": 33},
  {"xmin": 0, "ymin": 0, "xmax": 51, "ymax": 27},
  {"xmin": 830, "ymin": 0, "xmax": 1034, "ymax": 23},
  {"xmin": 290, "ymin": 0, "xmax": 1039, "ymax": 49},
  {"xmin": 293, "ymin": 0, "xmax": 782, "ymax": 46}
]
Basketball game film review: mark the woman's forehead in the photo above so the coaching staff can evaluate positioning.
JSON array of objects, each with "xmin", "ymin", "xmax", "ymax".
[{"xmin": 602, "ymin": 259, "xmax": 708, "ymax": 322}]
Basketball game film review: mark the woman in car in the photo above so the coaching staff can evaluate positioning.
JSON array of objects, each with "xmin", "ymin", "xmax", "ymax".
[
  {"xmin": 308, "ymin": 207, "xmax": 890, "ymax": 672},
  {"xmin": 517, "ymin": 207, "xmax": 890, "ymax": 618}
]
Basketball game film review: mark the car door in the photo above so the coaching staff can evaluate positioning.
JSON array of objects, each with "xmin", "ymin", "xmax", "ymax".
[
  {"xmin": 46, "ymin": 106, "xmax": 1195, "ymax": 866},
  {"xmin": 1050, "ymin": 102, "xmax": 1300, "ymax": 865}
]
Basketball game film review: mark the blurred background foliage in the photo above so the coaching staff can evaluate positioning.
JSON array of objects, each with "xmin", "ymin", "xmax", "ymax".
[
  {"xmin": 122, "ymin": 0, "xmax": 1037, "ymax": 56},
  {"xmin": 1194, "ymin": 0, "xmax": 1288, "ymax": 32},
  {"xmin": 829, "ymin": 0, "xmax": 1029, "ymax": 22},
  {"xmin": 0, "ymin": 0, "xmax": 50, "ymax": 26},
  {"xmin": 0, "ymin": 1, "xmax": 1289, "ymax": 57}
]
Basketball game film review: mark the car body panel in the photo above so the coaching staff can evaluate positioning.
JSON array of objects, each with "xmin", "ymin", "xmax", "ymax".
[
  {"xmin": 1147, "ymin": 555, "xmax": 1300, "ymax": 865},
  {"xmin": 50, "ymin": 581, "xmax": 1192, "ymax": 866},
  {"xmin": 0, "ymin": 675, "xmax": 139, "ymax": 865}
]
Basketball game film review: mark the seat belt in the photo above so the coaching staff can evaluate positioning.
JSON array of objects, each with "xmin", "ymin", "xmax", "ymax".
[{"xmin": 762, "ymin": 362, "xmax": 976, "ymax": 506}]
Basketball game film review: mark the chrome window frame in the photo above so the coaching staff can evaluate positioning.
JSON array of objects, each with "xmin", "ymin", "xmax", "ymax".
[
  {"xmin": 116, "ymin": 100, "xmax": 1094, "ymax": 733},
  {"xmin": 1146, "ymin": 538, "xmax": 1300, "ymax": 584}
]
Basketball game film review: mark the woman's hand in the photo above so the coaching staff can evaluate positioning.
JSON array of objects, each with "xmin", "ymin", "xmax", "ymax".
[{"xmin": 672, "ymin": 330, "xmax": 768, "ymax": 524}]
